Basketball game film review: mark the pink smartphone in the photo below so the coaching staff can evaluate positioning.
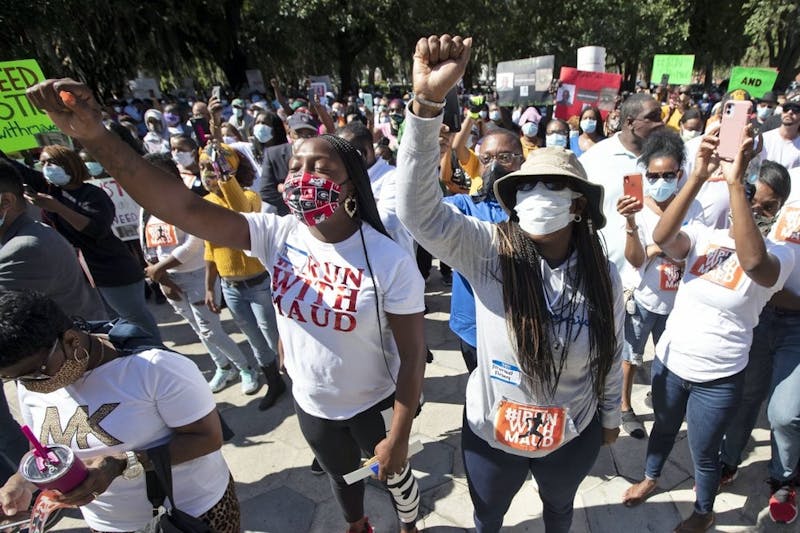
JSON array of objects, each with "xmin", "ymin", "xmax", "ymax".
[{"xmin": 718, "ymin": 100, "xmax": 753, "ymax": 161}]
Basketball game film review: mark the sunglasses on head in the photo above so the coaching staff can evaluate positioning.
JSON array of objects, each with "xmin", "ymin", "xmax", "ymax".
[
  {"xmin": 645, "ymin": 171, "xmax": 679, "ymax": 182},
  {"xmin": 518, "ymin": 179, "xmax": 569, "ymax": 192}
]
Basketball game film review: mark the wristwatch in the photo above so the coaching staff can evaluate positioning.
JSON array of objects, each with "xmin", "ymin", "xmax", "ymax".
[{"xmin": 121, "ymin": 451, "xmax": 145, "ymax": 480}]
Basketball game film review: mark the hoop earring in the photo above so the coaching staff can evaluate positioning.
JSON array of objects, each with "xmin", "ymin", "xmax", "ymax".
[
  {"xmin": 73, "ymin": 347, "xmax": 90, "ymax": 364},
  {"xmin": 344, "ymin": 196, "xmax": 358, "ymax": 218},
  {"xmin": 573, "ymin": 214, "xmax": 582, "ymax": 223}
]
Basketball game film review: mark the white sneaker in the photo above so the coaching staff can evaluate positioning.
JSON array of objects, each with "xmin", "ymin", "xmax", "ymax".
[
  {"xmin": 240, "ymin": 368, "xmax": 260, "ymax": 395},
  {"xmin": 209, "ymin": 367, "xmax": 238, "ymax": 393}
]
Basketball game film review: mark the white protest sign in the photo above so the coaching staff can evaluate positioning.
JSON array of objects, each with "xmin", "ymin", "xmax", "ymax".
[{"xmin": 87, "ymin": 178, "xmax": 140, "ymax": 241}]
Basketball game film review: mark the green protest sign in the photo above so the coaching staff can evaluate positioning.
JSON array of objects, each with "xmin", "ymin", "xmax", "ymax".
[
  {"xmin": 0, "ymin": 59, "xmax": 58, "ymax": 153},
  {"xmin": 651, "ymin": 55, "xmax": 695, "ymax": 85},
  {"xmin": 728, "ymin": 66, "xmax": 778, "ymax": 98}
]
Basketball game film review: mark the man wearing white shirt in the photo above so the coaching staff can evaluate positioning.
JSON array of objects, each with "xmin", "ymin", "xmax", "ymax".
[
  {"xmin": 579, "ymin": 94, "xmax": 665, "ymax": 275},
  {"xmin": 761, "ymin": 99, "xmax": 800, "ymax": 170}
]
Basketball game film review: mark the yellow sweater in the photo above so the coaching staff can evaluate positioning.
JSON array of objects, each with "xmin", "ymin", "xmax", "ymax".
[{"xmin": 203, "ymin": 179, "xmax": 266, "ymax": 279}]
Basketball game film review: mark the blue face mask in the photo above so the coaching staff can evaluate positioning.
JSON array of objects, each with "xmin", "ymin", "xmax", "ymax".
[
  {"xmin": 580, "ymin": 119, "xmax": 597, "ymax": 134},
  {"xmin": 43, "ymin": 164, "xmax": 72, "ymax": 186},
  {"xmin": 545, "ymin": 133, "xmax": 568, "ymax": 148},
  {"xmin": 521, "ymin": 122, "xmax": 538, "ymax": 138},
  {"xmin": 85, "ymin": 161, "xmax": 104, "ymax": 177},
  {"xmin": 647, "ymin": 178, "xmax": 678, "ymax": 202},
  {"xmin": 253, "ymin": 123, "xmax": 273, "ymax": 143}
]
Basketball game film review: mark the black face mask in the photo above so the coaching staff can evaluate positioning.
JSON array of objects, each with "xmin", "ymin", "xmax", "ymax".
[{"xmin": 474, "ymin": 162, "xmax": 510, "ymax": 203}]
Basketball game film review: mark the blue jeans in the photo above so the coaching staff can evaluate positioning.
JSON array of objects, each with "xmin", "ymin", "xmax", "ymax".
[
  {"xmin": 221, "ymin": 276, "xmax": 278, "ymax": 367},
  {"xmin": 646, "ymin": 357, "xmax": 743, "ymax": 514},
  {"xmin": 623, "ymin": 298, "xmax": 668, "ymax": 366},
  {"xmin": 168, "ymin": 270, "xmax": 253, "ymax": 372},
  {"xmin": 0, "ymin": 392, "xmax": 28, "ymax": 484},
  {"xmin": 98, "ymin": 280, "xmax": 161, "ymax": 342},
  {"xmin": 463, "ymin": 413, "xmax": 602, "ymax": 533}
]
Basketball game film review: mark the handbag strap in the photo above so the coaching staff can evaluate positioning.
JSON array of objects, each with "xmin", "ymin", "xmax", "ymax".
[{"xmin": 144, "ymin": 444, "xmax": 177, "ymax": 509}]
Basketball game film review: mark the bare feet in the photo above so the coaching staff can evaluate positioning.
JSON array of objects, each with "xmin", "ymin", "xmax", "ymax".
[{"xmin": 623, "ymin": 478, "xmax": 658, "ymax": 507}]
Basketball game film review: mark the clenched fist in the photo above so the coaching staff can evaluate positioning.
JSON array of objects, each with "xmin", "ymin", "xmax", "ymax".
[{"xmin": 412, "ymin": 35, "xmax": 472, "ymax": 117}]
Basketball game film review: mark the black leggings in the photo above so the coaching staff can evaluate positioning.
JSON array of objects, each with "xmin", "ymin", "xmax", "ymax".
[{"xmin": 294, "ymin": 395, "xmax": 420, "ymax": 528}]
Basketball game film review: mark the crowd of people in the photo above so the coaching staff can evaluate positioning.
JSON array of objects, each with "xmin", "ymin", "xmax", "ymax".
[{"xmin": 0, "ymin": 32, "xmax": 798, "ymax": 533}]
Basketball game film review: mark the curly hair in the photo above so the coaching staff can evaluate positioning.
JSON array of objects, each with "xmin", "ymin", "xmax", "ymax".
[
  {"xmin": 638, "ymin": 129, "xmax": 686, "ymax": 169},
  {"xmin": 0, "ymin": 290, "xmax": 72, "ymax": 369}
]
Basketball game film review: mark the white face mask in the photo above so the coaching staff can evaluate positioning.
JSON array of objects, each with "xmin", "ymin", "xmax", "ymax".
[
  {"xmin": 545, "ymin": 133, "xmax": 568, "ymax": 148},
  {"xmin": 172, "ymin": 151, "xmax": 195, "ymax": 168},
  {"xmin": 223, "ymin": 135, "xmax": 238, "ymax": 145},
  {"xmin": 514, "ymin": 182, "xmax": 582, "ymax": 235},
  {"xmin": 680, "ymin": 129, "xmax": 701, "ymax": 142}
]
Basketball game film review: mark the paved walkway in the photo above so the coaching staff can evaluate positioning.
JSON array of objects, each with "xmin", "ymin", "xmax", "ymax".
[{"xmin": 6, "ymin": 275, "xmax": 791, "ymax": 532}]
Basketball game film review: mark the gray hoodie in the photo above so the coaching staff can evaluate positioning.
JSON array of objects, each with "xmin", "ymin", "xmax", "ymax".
[{"xmin": 395, "ymin": 110, "xmax": 623, "ymax": 457}]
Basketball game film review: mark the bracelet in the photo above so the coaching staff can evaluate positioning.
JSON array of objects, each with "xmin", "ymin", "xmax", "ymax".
[
  {"xmin": 626, "ymin": 226, "xmax": 638, "ymax": 235},
  {"xmin": 413, "ymin": 95, "xmax": 446, "ymax": 110}
]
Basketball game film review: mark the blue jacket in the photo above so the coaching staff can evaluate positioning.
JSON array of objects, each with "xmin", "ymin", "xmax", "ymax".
[{"xmin": 441, "ymin": 194, "xmax": 507, "ymax": 347}]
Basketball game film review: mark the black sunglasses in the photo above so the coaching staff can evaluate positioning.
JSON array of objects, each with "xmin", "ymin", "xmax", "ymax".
[
  {"xmin": 783, "ymin": 103, "xmax": 800, "ymax": 114},
  {"xmin": 518, "ymin": 180, "xmax": 569, "ymax": 192},
  {"xmin": 645, "ymin": 171, "xmax": 679, "ymax": 182}
]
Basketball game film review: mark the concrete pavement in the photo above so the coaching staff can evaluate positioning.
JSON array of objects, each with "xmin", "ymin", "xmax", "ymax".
[{"xmin": 5, "ymin": 274, "xmax": 792, "ymax": 532}]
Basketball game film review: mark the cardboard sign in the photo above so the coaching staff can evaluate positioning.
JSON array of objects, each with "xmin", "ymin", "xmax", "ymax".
[
  {"xmin": 651, "ymin": 55, "xmax": 695, "ymax": 85},
  {"xmin": 555, "ymin": 67, "xmax": 622, "ymax": 120},
  {"xmin": 728, "ymin": 66, "xmax": 778, "ymax": 99},
  {"xmin": 87, "ymin": 178, "xmax": 141, "ymax": 241},
  {"xmin": 0, "ymin": 59, "xmax": 59, "ymax": 153},
  {"xmin": 496, "ymin": 56, "xmax": 555, "ymax": 107},
  {"xmin": 128, "ymin": 76, "xmax": 161, "ymax": 99}
]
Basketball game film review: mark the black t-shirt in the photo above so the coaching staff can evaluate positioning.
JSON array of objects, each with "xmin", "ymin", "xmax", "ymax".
[{"xmin": 24, "ymin": 170, "xmax": 143, "ymax": 287}]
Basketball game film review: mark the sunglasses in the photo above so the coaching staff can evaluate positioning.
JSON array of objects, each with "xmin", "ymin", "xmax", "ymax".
[
  {"xmin": 518, "ymin": 180, "xmax": 569, "ymax": 192},
  {"xmin": 782, "ymin": 103, "xmax": 800, "ymax": 114},
  {"xmin": 645, "ymin": 171, "xmax": 679, "ymax": 182},
  {"xmin": 1, "ymin": 339, "xmax": 59, "ymax": 383},
  {"xmin": 478, "ymin": 152, "xmax": 523, "ymax": 166}
]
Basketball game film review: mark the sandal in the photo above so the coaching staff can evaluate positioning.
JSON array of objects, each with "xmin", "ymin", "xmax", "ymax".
[{"xmin": 623, "ymin": 478, "xmax": 657, "ymax": 507}]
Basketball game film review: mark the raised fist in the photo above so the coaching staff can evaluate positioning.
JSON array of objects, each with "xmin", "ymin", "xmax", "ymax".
[{"xmin": 412, "ymin": 35, "xmax": 472, "ymax": 105}]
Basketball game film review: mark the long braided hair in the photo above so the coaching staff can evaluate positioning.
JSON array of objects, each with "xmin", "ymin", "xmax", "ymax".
[
  {"xmin": 317, "ymin": 134, "xmax": 391, "ymax": 240},
  {"xmin": 495, "ymin": 213, "xmax": 617, "ymax": 399}
]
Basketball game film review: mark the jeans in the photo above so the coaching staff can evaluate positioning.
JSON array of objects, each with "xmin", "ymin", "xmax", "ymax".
[
  {"xmin": 646, "ymin": 357, "xmax": 743, "ymax": 514},
  {"xmin": 623, "ymin": 298, "xmax": 668, "ymax": 366},
  {"xmin": 168, "ymin": 269, "xmax": 252, "ymax": 372},
  {"xmin": 98, "ymin": 280, "xmax": 161, "ymax": 342},
  {"xmin": 462, "ymin": 412, "xmax": 602, "ymax": 533},
  {"xmin": 766, "ymin": 312, "xmax": 800, "ymax": 482},
  {"xmin": 221, "ymin": 275, "xmax": 278, "ymax": 367},
  {"xmin": 0, "ymin": 392, "xmax": 28, "ymax": 484}
]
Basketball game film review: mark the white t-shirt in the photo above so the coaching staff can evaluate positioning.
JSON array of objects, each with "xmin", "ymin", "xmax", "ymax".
[
  {"xmin": 140, "ymin": 212, "xmax": 205, "ymax": 273},
  {"xmin": 243, "ymin": 214, "xmax": 425, "ymax": 419},
  {"xmin": 18, "ymin": 350, "xmax": 228, "ymax": 532},
  {"xmin": 761, "ymin": 129, "xmax": 800, "ymax": 170},
  {"xmin": 655, "ymin": 225, "xmax": 794, "ymax": 382},
  {"xmin": 632, "ymin": 201, "xmax": 705, "ymax": 315},
  {"xmin": 769, "ymin": 198, "xmax": 800, "ymax": 295},
  {"xmin": 368, "ymin": 158, "xmax": 395, "ymax": 202},
  {"xmin": 376, "ymin": 170, "xmax": 415, "ymax": 258}
]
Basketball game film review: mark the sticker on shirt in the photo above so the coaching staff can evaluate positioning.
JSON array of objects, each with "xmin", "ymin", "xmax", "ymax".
[
  {"xmin": 658, "ymin": 261, "xmax": 683, "ymax": 291},
  {"xmin": 493, "ymin": 399, "xmax": 568, "ymax": 453},
  {"xmin": 773, "ymin": 206, "xmax": 800, "ymax": 244},
  {"xmin": 490, "ymin": 360, "xmax": 522, "ymax": 386},
  {"xmin": 688, "ymin": 245, "xmax": 744, "ymax": 290},
  {"xmin": 145, "ymin": 222, "xmax": 178, "ymax": 248}
]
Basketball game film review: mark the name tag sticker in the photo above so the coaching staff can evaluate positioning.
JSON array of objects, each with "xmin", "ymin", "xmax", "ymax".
[{"xmin": 490, "ymin": 360, "xmax": 522, "ymax": 386}]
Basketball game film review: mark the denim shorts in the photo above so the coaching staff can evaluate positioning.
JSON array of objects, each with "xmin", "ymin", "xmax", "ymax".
[{"xmin": 623, "ymin": 298, "xmax": 668, "ymax": 366}]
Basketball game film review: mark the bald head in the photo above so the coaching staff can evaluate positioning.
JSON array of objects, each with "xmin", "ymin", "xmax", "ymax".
[{"xmin": 192, "ymin": 102, "xmax": 210, "ymax": 120}]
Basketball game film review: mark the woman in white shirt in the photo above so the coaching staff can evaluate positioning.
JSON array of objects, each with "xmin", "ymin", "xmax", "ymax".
[
  {"xmin": 622, "ymin": 127, "xmax": 794, "ymax": 533},
  {"xmin": 28, "ymin": 79, "xmax": 428, "ymax": 533}
]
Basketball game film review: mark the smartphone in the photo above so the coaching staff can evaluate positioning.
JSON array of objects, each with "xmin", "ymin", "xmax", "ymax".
[
  {"xmin": 211, "ymin": 86, "xmax": 221, "ymax": 101},
  {"xmin": 623, "ymin": 173, "xmax": 643, "ymax": 204},
  {"xmin": 443, "ymin": 87, "xmax": 462, "ymax": 133},
  {"xmin": 718, "ymin": 100, "xmax": 753, "ymax": 161},
  {"xmin": 660, "ymin": 74, "xmax": 670, "ymax": 87},
  {"xmin": 190, "ymin": 117, "xmax": 210, "ymax": 147}
]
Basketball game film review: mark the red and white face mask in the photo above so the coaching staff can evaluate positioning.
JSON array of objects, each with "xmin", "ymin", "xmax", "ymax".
[{"xmin": 282, "ymin": 171, "xmax": 343, "ymax": 226}]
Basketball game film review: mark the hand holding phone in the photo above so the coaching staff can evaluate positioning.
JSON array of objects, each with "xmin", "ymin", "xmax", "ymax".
[
  {"xmin": 211, "ymin": 86, "xmax": 221, "ymax": 102},
  {"xmin": 718, "ymin": 100, "xmax": 753, "ymax": 162},
  {"xmin": 623, "ymin": 173, "xmax": 644, "ymax": 204}
]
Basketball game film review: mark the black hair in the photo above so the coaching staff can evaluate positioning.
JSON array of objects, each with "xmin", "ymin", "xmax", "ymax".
[
  {"xmin": 679, "ymin": 108, "xmax": 703, "ymax": 125},
  {"xmin": 639, "ymin": 129, "xmax": 686, "ymax": 169},
  {"xmin": 255, "ymin": 111, "xmax": 288, "ymax": 145},
  {"xmin": 0, "ymin": 290, "xmax": 73, "ymax": 369},
  {"xmin": 170, "ymin": 134, "xmax": 198, "ymax": 152},
  {"xmin": 620, "ymin": 93, "xmax": 655, "ymax": 124},
  {"xmin": 105, "ymin": 122, "xmax": 145, "ymax": 155},
  {"xmin": 336, "ymin": 121, "xmax": 373, "ymax": 163},
  {"xmin": 143, "ymin": 152, "xmax": 181, "ymax": 180},
  {"xmin": 759, "ymin": 160, "xmax": 791, "ymax": 204},
  {"xmin": 545, "ymin": 118, "xmax": 570, "ymax": 134},
  {"xmin": 482, "ymin": 128, "xmax": 523, "ymax": 154},
  {"xmin": 317, "ymin": 134, "xmax": 390, "ymax": 239},
  {"xmin": 0, "ymin": 159, "xmax": 24, "ymax": 200}
]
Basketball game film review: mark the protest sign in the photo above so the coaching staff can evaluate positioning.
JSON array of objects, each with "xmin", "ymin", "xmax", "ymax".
[
  {"xmin": 728, "ymin": 66, "xmax": 778, "ymax": 98},
  {"xmin": 246, "ymin": 69, "xmax": 266, "ymax": 94},
  {"xmin": 87, "ymin": 178, "xmax": 141, "ymax": 241},
  {"xmin": 496, "ymin": 56, "xmax": 555, "ymax": 107},
  {"xmin": 0, "ymin": 59, "xmax": 59, "ymax": 153},
  {"xmin": 555, "ymin": 67, "xmax": 622, "ymax": 120},
  {"xmin": 128, "ymin": 76, "xmax": 161, "ymax": 99},
  {"xmin": 651, "ymin": 55, "xmax": 695, "ymax": 85}
]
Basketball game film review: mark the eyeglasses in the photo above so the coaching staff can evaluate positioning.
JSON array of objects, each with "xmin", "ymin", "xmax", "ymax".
[
  {"xmin": 518, "ymin": 180, "xmax": 569, "ymax": 192},
  {"xmin": 645, "ymin": 171, "xmax": 680, "ymax": 182},
  {"xmin": 782, "ymin": 103, "xmax": 800, "ymax": 114},
  {"xmin": 478, "ymin": 152, "xmax": 523, "ymax": 166},
  {"xmin": 1, "ymin": 339, "xmax": 59, "ymax": 383}
]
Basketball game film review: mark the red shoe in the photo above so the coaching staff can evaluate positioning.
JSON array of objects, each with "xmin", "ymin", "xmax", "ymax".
[
  {"xmin": 347, "ymin": 516, "xmax": 374, "ymax": 533},
  {"xmin": 769, "ymin": 480, "xmax": 797, "ymax": 524}
]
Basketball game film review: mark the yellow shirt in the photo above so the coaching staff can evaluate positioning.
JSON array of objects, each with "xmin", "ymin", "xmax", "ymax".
[
  {"xmin": 460, "ymin": 149, "xmax": 483, "ymax": 195},
  {"xmin": 521, "ymin": 137, "xmax": 539, "ymax": 159},
  {"xmin": 661, "ymin": 105, "xmax": 683, "ymax": 132},
  {"xmin": 203, "ymin": 179, "xmax": 266, "ymax": 279}
]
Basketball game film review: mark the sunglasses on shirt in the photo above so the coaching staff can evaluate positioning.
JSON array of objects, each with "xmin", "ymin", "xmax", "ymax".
[{"xmin": 645, "ymin": 171, "xmax": 679, "ymax": 183}]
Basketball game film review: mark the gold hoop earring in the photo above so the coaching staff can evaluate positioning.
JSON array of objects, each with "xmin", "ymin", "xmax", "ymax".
[
  {"xmin": 73, "ymin": 347, "xmax": 90, "ymax": 364},
  {"xmin": 344, "ymin": 196, "xmax": 358, "ymax": 218}
]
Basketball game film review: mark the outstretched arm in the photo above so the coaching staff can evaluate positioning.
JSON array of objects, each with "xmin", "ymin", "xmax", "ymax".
[{"xmin": 27, "ymin": 80, "xmax": 251, "ymax": 250}]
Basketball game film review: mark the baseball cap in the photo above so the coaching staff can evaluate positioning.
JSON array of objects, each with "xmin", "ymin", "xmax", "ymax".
[{"xmin": 287, "ymin": 113, "xmax": 318, "ymax": 132}]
